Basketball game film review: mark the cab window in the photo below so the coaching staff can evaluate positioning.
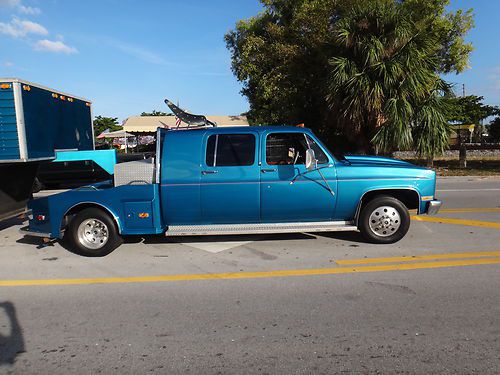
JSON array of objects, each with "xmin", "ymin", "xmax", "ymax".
[
  {"xmin": 266, "ymin": 133, "xmax": 328, "ymax": 165},
  {"xmin": 206, "ymin": 134, "xmax": 256, "ymax": 167}
]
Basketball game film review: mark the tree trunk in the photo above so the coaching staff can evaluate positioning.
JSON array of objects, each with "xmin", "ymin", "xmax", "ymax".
[
  {"xmin": 459, "ymin": 144, "xmax": 467, "ymax": 168},
  {"xmin": 426, "ymin": 157, "xmax": 434, "ymax": 168}
]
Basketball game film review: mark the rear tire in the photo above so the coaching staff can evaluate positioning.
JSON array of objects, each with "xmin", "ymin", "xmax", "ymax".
[
  {"xmin": 63, "ymin": 208, "xmax": 122, "ymax": 257},
  {"xmin": 358, "ymin": 196, "xmax": 410, "ymax": 244}
]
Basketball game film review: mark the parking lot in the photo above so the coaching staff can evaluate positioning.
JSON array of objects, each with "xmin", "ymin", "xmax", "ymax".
[{"xmin": 1, "ymin": 176, "xmax": 499, "ymax": 374}]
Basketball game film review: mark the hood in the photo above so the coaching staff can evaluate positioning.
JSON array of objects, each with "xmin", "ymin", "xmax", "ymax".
[{"xmin": 343, "ymin": 155, "xmax": 421, "ymax": 168}]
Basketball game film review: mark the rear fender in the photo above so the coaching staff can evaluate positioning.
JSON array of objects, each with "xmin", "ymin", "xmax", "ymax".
[{"xmin": 62, "ymin": 202, "xmax": 123, "ymax": 234}]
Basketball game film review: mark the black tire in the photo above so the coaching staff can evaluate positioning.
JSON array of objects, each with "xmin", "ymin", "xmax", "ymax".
[
  {"xmin": 63, "ymin": 208, "xmax": 122, "ymax": 257},
  {"xmin": 358, "ymin": 196, "xmax": 410, "ymax": 244},
  {"xmin": 32, "ymin": 177, "xmax": 44, "ymax": 194}
]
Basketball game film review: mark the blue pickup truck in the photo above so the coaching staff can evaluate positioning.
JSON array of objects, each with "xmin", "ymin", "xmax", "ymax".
[{"xmin": 21, "ymin": 125, "xmax": 441, "ymax": 256}]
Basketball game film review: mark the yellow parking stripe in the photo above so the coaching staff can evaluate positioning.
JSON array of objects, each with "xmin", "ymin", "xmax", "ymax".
[
  {"xmin": 336, "ymin": 251, "xmax": 500, "ymax": 265},
  {"xmin": 411, "ymin": 215, "xmax": 500, "ymax": 229},
  {"xmin": 1, "ymin": 258, "xmax": 500, "ymax": 287},
  {"xmin": 439, "ymin": 208, "xmax": 500, "ymax": 213}
]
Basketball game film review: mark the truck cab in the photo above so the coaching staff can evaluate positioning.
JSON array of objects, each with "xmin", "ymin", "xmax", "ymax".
[{"xmin": 22, "ymin": 126, "xmax": 442, "ymax": 256}]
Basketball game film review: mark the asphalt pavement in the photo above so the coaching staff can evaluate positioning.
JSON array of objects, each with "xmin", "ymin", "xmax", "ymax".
[{"xmin": 0, "ymin": 176, "xmax": 499, "ymax": 374}]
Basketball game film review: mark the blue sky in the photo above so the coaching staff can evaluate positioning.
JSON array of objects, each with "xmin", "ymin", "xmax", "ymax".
[{"xmin": 0, "ymin": 0, "xmax": 498, "ymax": 122}]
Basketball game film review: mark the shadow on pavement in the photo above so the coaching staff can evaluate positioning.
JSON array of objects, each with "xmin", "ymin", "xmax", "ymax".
[
  {"xmin": 16, "ymin": 236, "xmax": 56, "ymax": 250},
  {"xmin": 0, "ymin": 217, "xmax": 26, "ymax": 232},
  {"xmin": 0, "ymin": 301, "xmax": 25, "ymax": 365},
  {"xmin": 314, "ymin": 231, "xmax": 370, "ymax": 244},
  {"xmin": 128, "ymin": 232, "xmax": 318, "ymax": 245}
]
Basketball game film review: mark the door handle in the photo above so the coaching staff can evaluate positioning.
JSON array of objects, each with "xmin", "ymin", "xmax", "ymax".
[
  {"xmin": 201, "ymin": 170, "xmax": 218, "ymax": 175},
  {"xmin": 261, "ymin": 168, "xmax": 277, "ymax": 173}
]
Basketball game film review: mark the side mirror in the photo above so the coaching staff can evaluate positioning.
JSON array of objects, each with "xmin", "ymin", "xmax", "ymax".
[{"xmin": 305, "ymin": 148, "xmax": 317, "ymax": 171}]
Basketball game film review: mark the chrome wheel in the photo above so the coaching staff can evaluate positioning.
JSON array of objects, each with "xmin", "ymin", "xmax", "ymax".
[
  {"xmin": 368, "ymin": 206, "xmax": 401, "ymax": 237},
  {"xmin": 77, "ymin": 218, "xmax": 109, "ymax": 250}
]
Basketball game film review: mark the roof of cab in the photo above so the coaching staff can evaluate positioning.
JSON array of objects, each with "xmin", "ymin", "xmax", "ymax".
[{"xmin": 164, "ymin": 125, "xmax": 311, "ymax": 135}]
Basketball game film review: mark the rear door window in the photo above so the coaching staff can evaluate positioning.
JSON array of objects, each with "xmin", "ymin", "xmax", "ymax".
[{"xmin": 206, "ymin": 134, "xmax": 256, "ymax": 167}]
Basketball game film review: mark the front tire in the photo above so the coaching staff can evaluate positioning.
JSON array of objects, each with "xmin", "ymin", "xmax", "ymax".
[
  {"xmin": 63, "ymin": 208, "xmax": 122, "ymax": 257},
  {"xmin": 358, "ymin": 196, "xmax": 410, "ymax": 244}
]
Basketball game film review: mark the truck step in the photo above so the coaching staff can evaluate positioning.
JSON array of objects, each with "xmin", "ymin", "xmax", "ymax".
[{"xmin": 165, "ymin": 221, "xmax": 358, "ymax": 236}]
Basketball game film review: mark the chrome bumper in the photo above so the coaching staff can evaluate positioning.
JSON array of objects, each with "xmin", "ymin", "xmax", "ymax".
[
  {"xmin": 426, "ymin": 200, "xmax": 442, "ymax": 215},
  {"xmin": 19, "ymin": 225, "xmax": 52, "ymax": 239}
]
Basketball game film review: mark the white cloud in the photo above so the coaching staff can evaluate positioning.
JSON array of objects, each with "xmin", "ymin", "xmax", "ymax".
[
  {"xmin": 113, "ymin": 40, "xmax": 166, "ymax": 65},
  {"xmin": 0, "ymin": 0, "xmax": 41, "ymax": 15},
  {"xmin": 34, "ymin": 39, "xmax": 78, "ymax": 54},
  {"xmin": 18, "ymin": 4, "xmax": 40, "ymax": 15},
  {"xmin": 0, "ymin": 0, "xmax": 20, "ymax": 6},
  {"xmin": 2, "ymin": 61, "xmax": 14, "ymax": 67},
  {"xmin": 0, "ymin": 17, "xmax": 48, "ymax": 37}
]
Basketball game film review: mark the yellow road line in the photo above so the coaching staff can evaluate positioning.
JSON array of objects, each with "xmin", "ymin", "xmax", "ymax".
[
  {"xmin": 336, "ymin": 250, "xmax": 500, "ymax": 265},
  {"xmin": 439, "ymin": 208, "xmax": 500, "ymax": 213},
  {"xmin": 411, "ymin": 215, "xmax": 500, "ymax": 229},
  {"xmin": 1, "ymin": 258, "xmax": 500, "ymax": 287}
]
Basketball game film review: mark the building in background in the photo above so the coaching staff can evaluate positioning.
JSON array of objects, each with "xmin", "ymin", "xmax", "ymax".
[{"xmin": 123, "ymin": 115, "xmax": 249, "ymax": 134}]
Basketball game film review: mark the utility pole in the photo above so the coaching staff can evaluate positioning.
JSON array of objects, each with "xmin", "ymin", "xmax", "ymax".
[{"xmin": 459, "ymin": 83, "xmax": 467, "ymax": 168}]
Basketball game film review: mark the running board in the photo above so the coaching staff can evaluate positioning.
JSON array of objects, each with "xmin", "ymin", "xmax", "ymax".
[{"xmin": 165, "ymin": 221, "xmax": 358, "ymax": 236}]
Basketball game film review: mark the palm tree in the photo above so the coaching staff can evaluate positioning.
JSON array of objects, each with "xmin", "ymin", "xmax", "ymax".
[{"xmin": 327, "ymin": 0, "xmax": 450, "ymax": 160}]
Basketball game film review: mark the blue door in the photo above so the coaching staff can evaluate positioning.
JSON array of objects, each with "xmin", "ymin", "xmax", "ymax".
[
  {"xmin": 260, "ymin": 132, "xmax": 337, "ymax": 223},
  {"xmin": 200, "ymin": 132, "xmax": 260, "ymax": 224}
]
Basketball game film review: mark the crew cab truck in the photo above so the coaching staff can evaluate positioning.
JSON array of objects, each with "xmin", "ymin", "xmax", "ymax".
[{"xmin": 21, "ymin": 126, "xmax": 442, "ymax": 256}]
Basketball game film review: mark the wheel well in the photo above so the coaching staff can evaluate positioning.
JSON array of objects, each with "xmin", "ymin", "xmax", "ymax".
[
  {"xmin": 62, "ymin": 203, "xmax": 121, "ymax": 233},
  {"xmin": 358, "ymin": 189, "xmax": 420, "ymax": 215}
]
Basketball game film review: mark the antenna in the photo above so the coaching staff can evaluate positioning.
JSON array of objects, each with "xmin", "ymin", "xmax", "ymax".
[{"xmin": 164, "ymin": 99, "xmax": 216, "ymax": 128}]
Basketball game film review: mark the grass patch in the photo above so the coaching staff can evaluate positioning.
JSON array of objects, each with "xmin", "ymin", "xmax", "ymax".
[{"xmin": 402, "ymin": 159, "xmax": 500, "ymax": 176}]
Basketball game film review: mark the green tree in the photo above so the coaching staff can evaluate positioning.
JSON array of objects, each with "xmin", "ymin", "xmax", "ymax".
[
  {"xmin": 446, "ymin": 95, "xmax": 498, "ymax": 124},
  {"xmin": 446, "ymin": 95, "xmax": 499, "ymax": 142},
  {"xmin": 141, "ymin": 110, "xmax": 170, "ymax": 116},
  {"xmin": 93, "ymin": 116, "xmax": 122, "ymax": 137},
  {"xmin": 329, "ymin": 1, "xmax": 447, "ymax": 154},
  {"xmin": 226, "ymin": 0, "xmax": 336, "ymax": 130},
  {"xmin": 328, "ymin": 1, "xmax": 463, "ymax": 161},
  {"xmin": 226, "ymin": 0, "xmax": 474, "ymax": 155}
]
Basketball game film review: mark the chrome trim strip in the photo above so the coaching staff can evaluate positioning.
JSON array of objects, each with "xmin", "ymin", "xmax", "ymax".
[
  {"xmin": 161, "ymin": 179, "xmax": 337, "ymax": 187},
  {"xmin": 0, "ymin": 157, "xmax": 55, "ymax": 163},
  {"xmin": 338, "ymin": 177, "xmax": 430, "ymax": 181},
  {"xmin": 89, "ymin": 99, "xmax": 95, "ymax": 150},
  {"xmin": 12, "ymin": 81, "xmax": 28, "ymax": 160},
  {"xmin": 155, "ymin": 128, "xmax": 162, "ymax": 184},
  {"xmin": 161, "ymin": 177, "xmax": 427, "ymax": 188},
  {"xmin": 213, "ymin": 134, "xmax": 219, "ymax": 167}
]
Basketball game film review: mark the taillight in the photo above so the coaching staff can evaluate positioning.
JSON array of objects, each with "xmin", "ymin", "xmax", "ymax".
[{"xmin": 36, "ymin": 215, "xmax": 46, "ymax": 222}]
